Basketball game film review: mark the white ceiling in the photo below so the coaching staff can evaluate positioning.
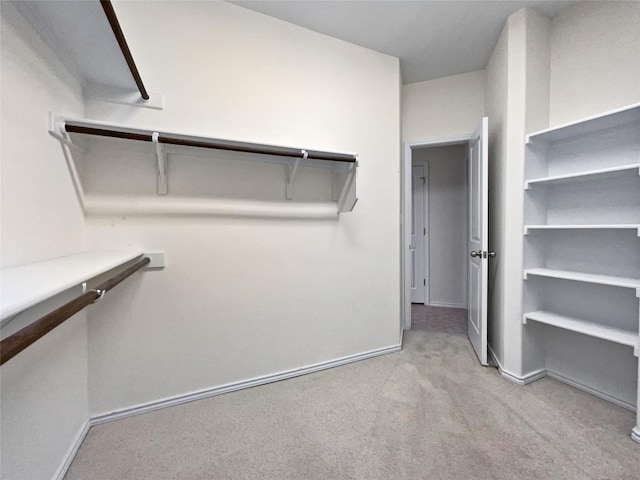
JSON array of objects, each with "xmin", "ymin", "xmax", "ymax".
[{"xmin": 230, "ymin": 0, "xmax": 577, "ymax": 84}]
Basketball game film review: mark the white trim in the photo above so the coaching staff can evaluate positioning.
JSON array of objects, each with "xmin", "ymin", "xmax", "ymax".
[
  {"xmin": 406, "ymin": 136, "xmax": 472, "ymax": 149},
  {"xmin": 402, "ymin": 143, "xmax": 412, "ymax": 330},
  {"xmin": 403, "ymin": 135, "xmax": 472, "ymax": 331},
  {"xmin": 546, "ymin": 370, "xmax": 636, "ymax": 412},
  {"xmin": 52, "ymin": 420, "xmax": 90, "ymax": 480},
  {"xmin": 90, "ymin": 344, "xmax": 402, "ymax": 425},
  {"xmin": 488, "ymin": 344, "xmax": 545, "ymax": 385},
  {"xmin": 488, "ymin": 344, "xmax": 637, "ymax": 412},
  {"xmin": 632, "ymin": 427, "xmax": 640, "ymax": 444},
  {"xmin": 499, "ymin": 367, "xmax": 547, "ymax": 386},
  {"xmin": 428, "ymin": 301, "xmax": 466, "ymax": 309}
]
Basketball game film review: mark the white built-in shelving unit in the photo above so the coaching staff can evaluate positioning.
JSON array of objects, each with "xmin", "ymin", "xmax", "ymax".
[{"xmin": 522, "ymin": 103, "xmax": 640, "ymax": 443}]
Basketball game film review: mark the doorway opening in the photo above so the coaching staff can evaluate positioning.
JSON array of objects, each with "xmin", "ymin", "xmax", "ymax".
[
  {"xmin": 401, "ymin": 118, "xmax": 489, "ymax": 365},
  {"xmin": 410, "ymin": 143, "xmax": 469, "ymax": 333}
]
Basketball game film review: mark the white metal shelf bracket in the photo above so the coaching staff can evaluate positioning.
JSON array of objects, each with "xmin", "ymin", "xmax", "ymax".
[
  {"xmin": 152, "ymin": 132, "xmax": 168, "ymax": 195},
  {"xmin": 337, "ymin": 161, "xmax": 358, "ymax": 213},
  {"xmin": 48, "ymin": 113, "xmax": 86, "ymax": 154},
  {"xmin": 286, "ymin": 151, "xmax": 305, "ymax": 200},
  {"xmin": 48, "ymin": 113, "xmax": 86, "ymax": 210}
]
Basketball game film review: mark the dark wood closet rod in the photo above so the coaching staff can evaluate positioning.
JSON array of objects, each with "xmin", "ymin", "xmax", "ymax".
[
  {"xmin": 0, "ymin": 256, "xmax": 150, "ymax": 366},
  {"xmin": 64, "ymin": 123, "xmax": 357, "ymax": 163},
  {"xmin": 100, "ymin": 0, "xmax": 150, "ymax": 101}
]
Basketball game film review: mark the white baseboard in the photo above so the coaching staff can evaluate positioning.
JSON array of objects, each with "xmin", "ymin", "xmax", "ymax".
[
  {"xmin": 428, "ymin": 301, "xmax": 466, "ymax": 309},
  {"xmin": 53, "ymin": 420, "xmax": 90, "ymax": 480},
  {"xmin": 90, "ymin": 344, "xmax": 402, "ymax": 426},
  {"xmin": 546, "ymin": 370, "xmax": 636, "ymax": 412},
  {"xmin": 487, "ymin": 344, "xmax": 545, "ymax": 385},
  {"xmin": 499, "ymin": 366, "xmax": 546, "ymax": 386},
  {"xmin": 632, "ymin": 426, "xmax": 640, "ymax": 444},
  {"xmin": 488, "ymin": 344, "xmax": 637, "ymax": 417}
]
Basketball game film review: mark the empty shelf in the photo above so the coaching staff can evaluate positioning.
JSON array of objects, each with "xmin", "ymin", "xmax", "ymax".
[
  {"xmin": 1, "ymin": 250, "xmax": 144, "ymax": 321},
  {"xmin": 524, "ymin": 225, "xmax": 640, "ymax": 235},
  {"xmin": 526, "ymin": 103, "xmax": 640, "ymax": 144},
  {"xmin": 524, "ymin": 268, "xmax": 640, "ymax": 289},
  {"xmin": 525, "ymin": 164, "xmax": 640, "ymax": 189},
  {"xmin": 523, "ymin": 310, "xmax": 638, "ymax": 348}
]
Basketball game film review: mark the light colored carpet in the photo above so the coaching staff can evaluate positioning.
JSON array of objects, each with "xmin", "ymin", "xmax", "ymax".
[{"xmin": 65, "ymin": 330, "xmax": 639, "ymax": 479}]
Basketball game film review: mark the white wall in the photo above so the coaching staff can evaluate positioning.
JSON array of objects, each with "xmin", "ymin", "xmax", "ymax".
[
  {"xmin": 484, "ymin": 16, "xmax": 509, "ymax": 367},
  {"xmin": 413, "ymin": 145, "xmax": 468, "ymax": 308},
  {"xmin": 549, "ymin": 1, "xmax": 640, "ymax": 126},
  {"xmin": 402, "ymin": 70, "xmax": 485, "ymax": 142},
  {"xmin": 82, "ymin": 1, "xmax": 401, "ymax": 415},
  {"xmin": 0, "ymin": 3, "xmax": 89, "ymax": 479},
  {"xmin": 484, "ymin": 8, "xmax": 550, "ymax": 375},
  {"xmin": 520, "ymin": 9, "xmax": 551, "ymax": 375}
]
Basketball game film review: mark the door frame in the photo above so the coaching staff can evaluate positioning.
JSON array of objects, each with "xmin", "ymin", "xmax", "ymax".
[{"xmin": 402, "ymin": 136, "xmax": 471, "ymax": 331}]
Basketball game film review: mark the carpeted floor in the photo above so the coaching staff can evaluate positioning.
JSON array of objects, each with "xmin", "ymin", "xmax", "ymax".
[{"xmin": 65, "ymin": 323, "xmax": 640, "ymax": 479}]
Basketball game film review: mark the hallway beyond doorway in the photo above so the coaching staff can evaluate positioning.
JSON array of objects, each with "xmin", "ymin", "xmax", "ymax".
[{"xmin": 411, "ymin": 304, "xmax": 467, "ymax": 334}]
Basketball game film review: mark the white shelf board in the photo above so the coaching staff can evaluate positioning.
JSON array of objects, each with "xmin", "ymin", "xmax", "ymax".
[
  {"xmin": 60, "ymin": 115, "xmax": 357, "ymax": 166},
  {"xmin": 523, "ymin": 310, "xmax": 638, "ymax": 349},
  {"xmin": 524, "ymin": 268, "xmax": 640, "ymax": 289},
  {"xmin": 12, "ymin": 1, "xmax": 136, "ymax": 92},
  {"xmin": 52, "ymin": 114, "xmax": 359, "ymax": 214},
  {"xmin": 0, "ymin": 250, "xmax": 144, "ymax": 321},
  {"xmin": 525, "ymin": 164, "xmax": 640, "ymax": 189},
  {"xmin": 524, "ymin": 225, "xmax": 640, "ymax": 235},
  {"xmin": 526, "ymin": 103, "xmax": 640, "ymax": 144}
]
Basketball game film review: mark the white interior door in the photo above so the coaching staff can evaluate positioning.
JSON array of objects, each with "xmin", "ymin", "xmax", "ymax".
[
  {"xmin": 468, "ymin": 117, "xmax": 489, "ymax": 366},
  {"xmin": 410, "ymin": 165, "xmax": 426, "ymax": 303}
]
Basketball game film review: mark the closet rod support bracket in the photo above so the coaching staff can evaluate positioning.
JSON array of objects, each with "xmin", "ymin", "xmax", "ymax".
[
  {"xmin": 90, "ymin": 289, "xmax": 107, "ymax": 304},
  {"xmin": 48, "ymin": 113, "xmax": 86, "ymax": 154},
  {"xmin": 337, "ymin": 160, "xmax": 358, "ymax": 213},
  {"xmin": 286, "ymin": 151, "xmax": 305, "ymax": 200}
]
